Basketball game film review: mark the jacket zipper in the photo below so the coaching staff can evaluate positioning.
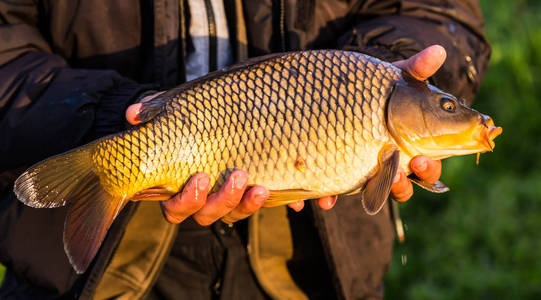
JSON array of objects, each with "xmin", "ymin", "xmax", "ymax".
[{"xmin": 204, "ymin": 0, "xmax": 218, "ymax": 71}]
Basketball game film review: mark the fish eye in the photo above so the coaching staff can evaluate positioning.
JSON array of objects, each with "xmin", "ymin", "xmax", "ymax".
[{"xmin": 439, "ymin": 97, "xmax": 456, "ymax": 113}]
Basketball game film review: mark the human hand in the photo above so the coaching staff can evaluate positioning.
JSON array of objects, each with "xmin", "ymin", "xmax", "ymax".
[
  {"xmin": 390, "ymin": 45, "xmax": 446, "ymax": 202},
  {"xmin": 125, "ymin": 94, "xmax": 336, "ymax": 224}
]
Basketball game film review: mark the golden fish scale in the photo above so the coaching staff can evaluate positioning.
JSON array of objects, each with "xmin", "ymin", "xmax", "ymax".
[{"xmin": 91, "ymin": 51, "xmax": 402, "ymax": 199}]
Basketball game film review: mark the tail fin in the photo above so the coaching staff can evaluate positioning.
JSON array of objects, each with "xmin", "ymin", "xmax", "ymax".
[
  {"xmin": 14, "ymin": 146, "xmax": 95, "ymax": 208},
  {"xmin": 14, "ymin": 143, "xmax": 127, "ymax": 274}
]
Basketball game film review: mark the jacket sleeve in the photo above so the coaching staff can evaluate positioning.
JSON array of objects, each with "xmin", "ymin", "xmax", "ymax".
[
  {"xmin": 338, "ymin": 0, "xmax": 491, "ymax": 103},
  {"xmin": 0, "ymin": 3, "xmax": 153, "ymax": 171}
]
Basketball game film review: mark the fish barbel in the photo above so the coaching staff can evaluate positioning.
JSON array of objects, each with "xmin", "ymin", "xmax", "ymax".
[{"xmin": 14, "ymin": 50, "xmax": 501, "ymax": 273}]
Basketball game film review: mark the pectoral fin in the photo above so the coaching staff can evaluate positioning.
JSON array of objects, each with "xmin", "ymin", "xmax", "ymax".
[
  {"xmin": 361, "ymin": 147, "xmax": 400, "ymax": 215},
  {"xmin": 264, "ymin": 189, "xmax": 324, "ymax": 207},
  {"xmin": 139, "ymin": 96, "xmax": 169, "ymax": 123},
  {"xmin": 408, "ymin": 174, "xmax": 450, "ymax": 193}
]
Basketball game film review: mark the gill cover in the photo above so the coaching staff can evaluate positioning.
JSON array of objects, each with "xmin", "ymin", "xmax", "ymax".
[{"xmin": 386, "ymin": 74, "xmax": 496, "ymax": 160}]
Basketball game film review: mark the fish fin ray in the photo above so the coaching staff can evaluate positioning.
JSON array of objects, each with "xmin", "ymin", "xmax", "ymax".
[
  {"xmin": 139, "ymin": 97, "xmax": 168, "ymax": 123},
  {"xmin": 141, "ymin": 52, "xmax": 292, "ymax": 122},
  {"xmin": 64, "ymin": 178, "xmax": 127, "ymax": 274},
  {"xmin": 131, "ymin": 187, "xmax": 176, "ymax": 201},
  {"xmin": 361, "ymin": 147, "xmax": 400, "ymax": 215},
  {"xmin": 264, "ymin": 189, "xmax": 323, "ymax": 207},
  {"xmin": 13, "ymin": 140, "xmax": 128, "ymax": 274},
  {"xmin": 164, "ymin": 53, "xmax": 288, "ymax": 96},
  {"xmin": 14, "ymin": 142, "xmax": 98, "ymax": 208},
  {"xmin": 408, "ymin": 175, "xmax": 450, "ymax": 193},
  {"xmin": 343, "ymin": 179, "xmax": 367, "ymax": 196}
]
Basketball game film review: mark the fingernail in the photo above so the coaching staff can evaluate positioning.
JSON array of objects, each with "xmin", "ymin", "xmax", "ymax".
[
  {"xmin": 232, "ymin": 172, "xmax": 248, "ymax": 189},
  {"xmin": 415, "ymin": 158, "xmax": 427, "ymax": 172},
  {"xmin": 254, "ymin": 191, "xmax": 268, "ymax": 205},
  {"xmin": 134, "ymin": 111, "xmax": 140, "ymax": 123},
  {"xmin": 325, "ymin": 198, "xmax": 333, "ymax": 208},
  {"xmin": 133, "ymin": 103, "xmax": 143, "ymax": 122},
  {"xmin": 328, "ymin": 196, "xmax": 337, "ymax": 207},
  {"xmin": 197, "ymin": 175, "xmax": 210, "ymax": 191},
  {"xmin": 435, "ymin": 45, "xmax": 446, "ymax": 58}
]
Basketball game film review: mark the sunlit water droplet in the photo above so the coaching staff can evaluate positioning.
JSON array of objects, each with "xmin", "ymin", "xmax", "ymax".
[{"xmin": 401, "ymin": 254, "xmax": 407, "ymax": 265}]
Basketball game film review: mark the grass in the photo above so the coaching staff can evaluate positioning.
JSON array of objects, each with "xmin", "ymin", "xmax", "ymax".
[{"xmin": 385, "ymin": 0, "xmax": 541, "ymax": 298}]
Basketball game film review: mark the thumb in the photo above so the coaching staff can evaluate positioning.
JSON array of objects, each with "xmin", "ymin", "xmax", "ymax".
[
  {"xmin": 126, "ymin": 103, "xmax": 144, "ymax": 125},
  {"xmin": 393, "ymin": 45, "xmax": 446, "ymax": 81}
]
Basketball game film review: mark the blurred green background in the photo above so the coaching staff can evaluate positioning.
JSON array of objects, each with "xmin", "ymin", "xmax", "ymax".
[
  {"xmin": 0, "ymin": 0, "xmax": 539, "ymax": 296},
  {"xmin": 385, "ymin": 0, "xmax": 541, "ymax": 299}
]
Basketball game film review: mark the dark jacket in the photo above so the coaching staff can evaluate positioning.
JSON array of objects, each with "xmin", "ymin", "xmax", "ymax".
[{"xmin": 0, "ymin": 0, "xmax": 490, "ymax": 299}]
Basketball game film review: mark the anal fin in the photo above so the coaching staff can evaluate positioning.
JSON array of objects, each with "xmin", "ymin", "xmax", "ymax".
[
  {"xmin": 361, "ymin": 147, "xmax": 400, "ymax": 215},
  {"xmin": 264, "ymin": 189, "xmax": 323, "ymax": 207},
  {"xmin": 64, "ymin": 177, "xmax": 127, "ymax": 274}
]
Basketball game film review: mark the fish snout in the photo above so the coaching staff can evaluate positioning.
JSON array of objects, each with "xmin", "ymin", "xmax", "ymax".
[
  {"xmin": 477, "ymin": 114, "xmax": 502, "ymax": 151},
  {"xmin": 479, "ymin": 113, "xmax": 494, "ymax": 127}
]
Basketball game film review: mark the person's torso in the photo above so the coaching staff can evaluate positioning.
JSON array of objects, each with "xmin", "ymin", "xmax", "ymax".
[{"xmin": 40, "ymin": 0, "xmax": 355, "ymax": 87}]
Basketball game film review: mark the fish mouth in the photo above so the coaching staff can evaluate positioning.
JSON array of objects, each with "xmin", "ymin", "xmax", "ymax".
[{"xmin": 477, "ymin": 116, "xmax": 503, "ymax": 152}]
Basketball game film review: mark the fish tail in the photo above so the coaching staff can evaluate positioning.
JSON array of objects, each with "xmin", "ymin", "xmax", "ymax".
[{"xmin": 14, "ymin": 141, "xmax": 128, "ymax": 274}]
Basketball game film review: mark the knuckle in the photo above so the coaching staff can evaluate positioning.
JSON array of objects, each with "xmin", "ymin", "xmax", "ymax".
[
  {"xmin": 162, "ymin": 209, "xmax": 183, "ymax": 224},
  {"xmin": 223, "ymin": 196, "xmax": 241, "ymax": 209},
  {"xmin": 193, "ymin": 215, "xmax": 213, "ymax": 226},
  {"xmin": 237, "ymin": 203, "xmax": 257, "ymax": 216},
  {"xmin": 392, "ymin": 179, "xmax": 407, "ymax": 193},
  {"xmin": 192, "ymin": 194, "xmax": 208, "ymax": 208},
  {"xmin": 181, "ymin": 193, "xmax": 206, "ymax": 211},
  {"xmin": 165, "ymin": 214, "xmax": 181, "ymax": 224},
  {"xmin": 397, "ymin": 187, "xmax": 413, "ymax": 202},
  {"xmin": 221, "ymin": 215, "xmax": 237, "ymax": 224}
]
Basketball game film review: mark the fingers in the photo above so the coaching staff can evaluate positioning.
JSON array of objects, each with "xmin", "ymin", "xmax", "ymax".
[
  {"xmin": 390, "ymin": 156, "xmax": 442, "ymax": 203},
  {"xmin": 126, "ymin": 103, "xmax": 143, "ymax": 125},
  {"xmin": 317, "ymin": 195, "xmax": 337, "ymax": 210},
  {"xmin": 288, "ymin": 201, "xmax": 304, "ymax": 212},
  {"xmin": 287, "ymin": 195, "xmax": 337, "ymax": 212},
  {"xmin": 410, "ymin": 156, "xmax": 442, "ymax": 184},
  {"xmin": 161, "ymin": 170, "xmax": 340, "ymax": 224},
  {"xmin": 161, "ymin": 173, "xmax": 210, "ymax": 224},
  {"xmin": 393, "ymin": 45, "xmax": 447, "ymax": 81},
  {"xmin": 221, "ymin": 185, "xmax": 268, "ymax": 224},
  {"xmin": 192, "ymin": 170, "xmax": 249, "ymax": 226},
  {"xmin": 161, "ymin": 171, "xmax": 270, "ymax": 225},
  {"xmin": 391, "ymin": 167, "xmax": 413, "ymax": 203}
]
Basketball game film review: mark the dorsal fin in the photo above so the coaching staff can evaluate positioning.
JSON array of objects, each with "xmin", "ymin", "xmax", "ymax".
[
  {"xmin": 139, "ymin": 52, "xmax": 291, "ymax": 123},
  {"xmin": 139, "ymin": 96, "xmax": 170, "ymax": 123}
]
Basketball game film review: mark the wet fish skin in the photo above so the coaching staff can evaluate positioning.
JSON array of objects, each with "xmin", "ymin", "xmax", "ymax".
[{"xmin": 93, "ymin": 50, "xmax": 401, "ymax": 201}]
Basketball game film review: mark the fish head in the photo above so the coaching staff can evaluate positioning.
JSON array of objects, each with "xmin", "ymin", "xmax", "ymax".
[{"xmin": 386, "ymin": 75, "xmax": 502, "ymax": 160}]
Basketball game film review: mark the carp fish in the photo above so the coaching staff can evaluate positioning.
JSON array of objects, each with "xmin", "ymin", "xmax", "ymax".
[{"xmin": 14, "ymin": 50, "xmax": 501, "ymax": 273}]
